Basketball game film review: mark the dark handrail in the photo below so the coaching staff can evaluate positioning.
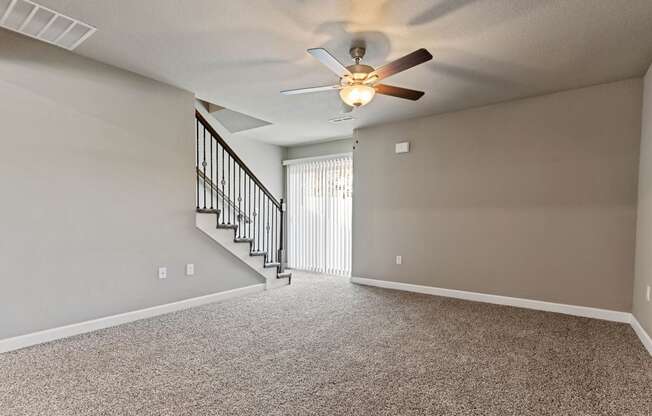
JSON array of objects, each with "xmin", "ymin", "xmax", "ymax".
[{"xmin": 195, "ymin": 110, "xmax": 281, "ymax": 208}]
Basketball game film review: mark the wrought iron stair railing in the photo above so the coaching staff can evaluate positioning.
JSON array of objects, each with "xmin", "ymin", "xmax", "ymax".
[{"xmin": 195, "ymin": 110, "xmax": 285, "ymax": 272}]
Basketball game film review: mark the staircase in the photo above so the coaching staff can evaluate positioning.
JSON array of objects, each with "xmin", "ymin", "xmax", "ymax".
[{"xmin": 194, "ymin": 110, "xmax": 291, "ymax": 289}]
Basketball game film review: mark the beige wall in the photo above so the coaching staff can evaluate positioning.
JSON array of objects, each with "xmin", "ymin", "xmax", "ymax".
[
  {"xmin": 353, "ymin": 79, "xmax": 642, "ymax": 312},
  {"xmin": 0, "ymin": 30, "xmax": 273, "ymax": 339},
  {"xmin": 634, "ymin": 65, "xmax": 652, "ymax": 335}
]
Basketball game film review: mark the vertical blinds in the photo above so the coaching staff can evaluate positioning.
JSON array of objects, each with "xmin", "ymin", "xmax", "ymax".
[{"xmin": 286, "ymin": 156, "xmax": 353, "ymax": 276}]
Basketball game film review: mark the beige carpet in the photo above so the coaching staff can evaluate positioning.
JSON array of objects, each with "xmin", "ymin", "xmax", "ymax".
[{"xmin": 1, "ymin": 272, "xmax": 650, "ymax": 415}]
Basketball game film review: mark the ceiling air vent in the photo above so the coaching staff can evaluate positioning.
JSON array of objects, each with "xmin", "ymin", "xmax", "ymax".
[
  {"xmin": 0, "ymin": 0, "xmax": 96, "ymax": 50},
  {"xmin": 328, "ymin": 115, "xmax": 355, "ymax": 124}
]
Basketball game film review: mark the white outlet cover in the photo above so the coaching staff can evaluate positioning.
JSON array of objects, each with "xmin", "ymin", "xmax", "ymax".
[
  {"xmin": 396, "ymin": 255, "xmax": 402, "ymax": 265},
  {"xmin": 158, "ymin": 267, "xmax": 167, "ymax": 279},
  {"xmin": 186, "ymin": 263, "xmax": 195, "ymax": 276}
]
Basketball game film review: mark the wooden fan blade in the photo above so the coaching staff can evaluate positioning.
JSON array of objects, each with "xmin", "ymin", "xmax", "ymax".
[
  {"xmin": 281, "ymin": 85, "xmax": 341, "ymax": 95},
  {"xmin": 368, "ymin": 48, "xmax": 433, "ymax": 82},
  {"xmin": 374, "ymin": 84, "xmax": 425, "ymax": 101},
  {"xmin": 307, "ymin": 48, "xmax": 353, "ymax": 77}
]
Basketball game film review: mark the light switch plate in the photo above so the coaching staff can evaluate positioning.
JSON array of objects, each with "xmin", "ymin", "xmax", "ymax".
[
  {"xmin": 396, "ymin": 255, "xmax": 402, "ymax": 265},
  {"xmin": 186, "ymin": 263, "xmax": 195, "ymax": 276},
  {"xmin": 647, "ymin": 285, "xmax": 650, "ymax": 302},
  {"xmin": 158, "ymin": 267, "xmax": 167, "ymax": 279}
]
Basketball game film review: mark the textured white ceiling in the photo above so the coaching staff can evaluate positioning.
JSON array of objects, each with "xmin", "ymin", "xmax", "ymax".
[{"xmin": 24, "ymin": 0, "xmax": 652, "ymax": 145}]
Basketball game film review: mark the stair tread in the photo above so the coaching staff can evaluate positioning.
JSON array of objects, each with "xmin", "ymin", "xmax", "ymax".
[
  {"xmin": 264, "ymin": 262, "xmax": 281, "ymax": 268},
  {"xmin": 277, "ymin": 271, "xmax": 292, "ymax": 278},
  {"xmin": 234, "ymin": 238, "xmax": 254, "ymax": 243},
  {"xmin": 250, "ymin": 251, "xmax": 267, "ymax": 256},
  {"xmin": 197, "ymin": 208, "xmax": 219, "ymax": 214},
  {"xmin": 217, "ymin": 223, "xmax": 238, "ymax": 229}
]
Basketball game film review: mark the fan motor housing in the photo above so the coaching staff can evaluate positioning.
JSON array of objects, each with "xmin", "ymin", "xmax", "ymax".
[{"xmin": 344, "ymin": 64, "xmax": 374, "ymax": 82}]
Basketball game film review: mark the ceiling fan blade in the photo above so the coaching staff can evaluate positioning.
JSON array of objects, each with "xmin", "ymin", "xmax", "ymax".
[
  {"xmin": 281, "ymin": 85, "xmax": 341, "ymax": 95},
  {"xmin": 374, "ymin": 84, "xmax": 425, "ymax": 101},
  {"xmin": 367, "ymin": 48, "xmax": 433, "ymax": 82},
  {"xmin": 307, "ymin": 48, "xmax": 353, "ymax": 77}
]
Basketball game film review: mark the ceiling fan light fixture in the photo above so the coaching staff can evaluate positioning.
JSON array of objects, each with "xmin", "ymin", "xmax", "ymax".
[{"xmin": 339, "ymin": 84, "xmax": 375, "ymax": 107}]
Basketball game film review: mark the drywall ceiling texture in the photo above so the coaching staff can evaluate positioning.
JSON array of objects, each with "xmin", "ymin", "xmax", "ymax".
[
  {"xmin": 25, "ymin": 0, "xmax": 652, "ymax": 145},
  {"xmin": 634, "ymin": 64, "xmax": 652, "ymax": 336},
  {"xmin": 352, "ymin": 79, "xmax": 642, "ymax": 312},
  {"xmin": 0, "ymin": 30, "xmax": 264, "ymax": 340}
]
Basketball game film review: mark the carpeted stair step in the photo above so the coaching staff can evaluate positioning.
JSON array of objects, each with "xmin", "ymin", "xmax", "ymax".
[
  {"xmin": 234, "ymin": 237, "xmax": 254, "ymax": 243},
  {"xmin": 277, "ymin": 271, "xmax": 292, "ymax": 283}
]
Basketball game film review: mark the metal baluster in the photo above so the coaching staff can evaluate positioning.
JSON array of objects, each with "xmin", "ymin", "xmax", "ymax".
[
  {"xmin": 232, "ymin": 157, "xmax": 235, "ymax": 225},
  {"xmin": 238, "ymin": 165, "xmax": 242, "ymax": 238},
  {"xmin": 209, "ymin": 130, "xmax": 213, "ymax": 209},
  {"xmin": 202, "ymin": 126, "xmax": 207, "ymax": 209},
  {"xmin": 258, "ymin": 188, "xmax": 261, "ymax": 252},
  {"xmin": 280, "ymin": 198, "xmax": 284, "ymax": 270},
  {"xmin": 272, "ymin": 200, "xmax": 275, "ymax": 263},
  {"xmin": 248, "ymin": 176, "xmax": 251, "ymax": 241},
  {"xmin": 227, "ymin": 155, "xmax": 231, "ymax": 224},
  {"xmin": 221, "ymin": 145, "xmax": 225, "ymax": 224},
  {"xmin": 271, "ymin": 204, "xmax": 275, "ymax": 263},
  {"xmin": 196, "ymin": 119, "xmax": 200, "ymax": 210},
  {"xmin": 268, "ymin": 197, "xmax": 271, "ymax": 261},
  {"xmin": 219, "ymin": 137, "xmax": 220, "ymax": 211},
  {"xmin": 254, "ymin": 185, "xmax": 260, "ymax": 251}
]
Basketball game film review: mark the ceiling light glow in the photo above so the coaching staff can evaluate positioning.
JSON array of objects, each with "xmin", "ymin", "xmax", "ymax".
[{"xmin": 339, "ymin": 84, "xmax": 375, "ymax": 107}]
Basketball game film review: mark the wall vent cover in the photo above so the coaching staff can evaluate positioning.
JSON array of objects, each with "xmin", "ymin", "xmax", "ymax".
[{"xmin": 0, "ymin": 0, "xmax": 96, "ymax": 50}]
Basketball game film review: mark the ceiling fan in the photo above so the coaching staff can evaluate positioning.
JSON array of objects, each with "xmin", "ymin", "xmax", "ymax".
[{"xmin": 281, "ymin": 46, "xmax": 433, "ymax": 112}]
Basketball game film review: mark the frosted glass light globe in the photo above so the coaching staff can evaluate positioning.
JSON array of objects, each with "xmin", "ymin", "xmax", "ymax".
[{"xmin": 339, "ymin": 84, "xmax": 375, "ymax": 107}]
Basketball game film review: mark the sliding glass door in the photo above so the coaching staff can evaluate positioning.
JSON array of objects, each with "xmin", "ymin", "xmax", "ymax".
[{"xmin": 286, "ymin": 155, "xmax": 352, "ymax": 276}]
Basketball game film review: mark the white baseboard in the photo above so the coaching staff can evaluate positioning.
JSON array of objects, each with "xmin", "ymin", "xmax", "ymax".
[
  {"xmin": 630, "ymin": 315, "xmax": 652, "ymax": 356},
  {"xmin": 0, "ymin": 283, "xmax": 265, "ymax": 354},
  {"xmin": 350, "ymin": 277, "xmax": 631, "ymax": 323}
]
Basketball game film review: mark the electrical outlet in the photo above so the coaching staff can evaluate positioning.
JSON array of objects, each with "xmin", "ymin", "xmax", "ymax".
[
  {"xmin": 186, "ymin": 263, "xmax": 195, "ymax": 276},
  {"xmin": 158, "ymin": 267, "xmax": 167, "ymax": 280},
  {"xmin": 396, "ymin": 255, "xmax": 402, "ymax": 265},
  {"xmin": 647, "ymin": 285, "xmax": 651, "ymax": 302}
]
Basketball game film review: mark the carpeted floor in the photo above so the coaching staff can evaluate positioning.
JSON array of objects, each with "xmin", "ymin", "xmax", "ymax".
[{"xmin": 1, "ymin": 272, "xmax": 650, "ymax": 416}]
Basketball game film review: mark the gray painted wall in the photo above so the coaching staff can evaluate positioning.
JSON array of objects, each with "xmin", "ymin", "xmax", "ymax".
[
  {"xmin": 0, "ymin": 31, "xmax": 274, "ymax": 339},
  {"xmin": 285, "ymin": 138, "xmax": 353, "ymax": 160},
  {"xmin": 634, "ymin": 65, "xmax": 652, "ymax": 335},
  {"xmin": 353, "ymin": 79, "xmax": 642, "ymax": 312}
]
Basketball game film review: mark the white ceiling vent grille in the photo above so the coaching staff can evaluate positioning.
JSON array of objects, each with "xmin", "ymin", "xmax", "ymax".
[{"xmin": 0, "ymin": 0, "xmax": 96, "ymax": 50}]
